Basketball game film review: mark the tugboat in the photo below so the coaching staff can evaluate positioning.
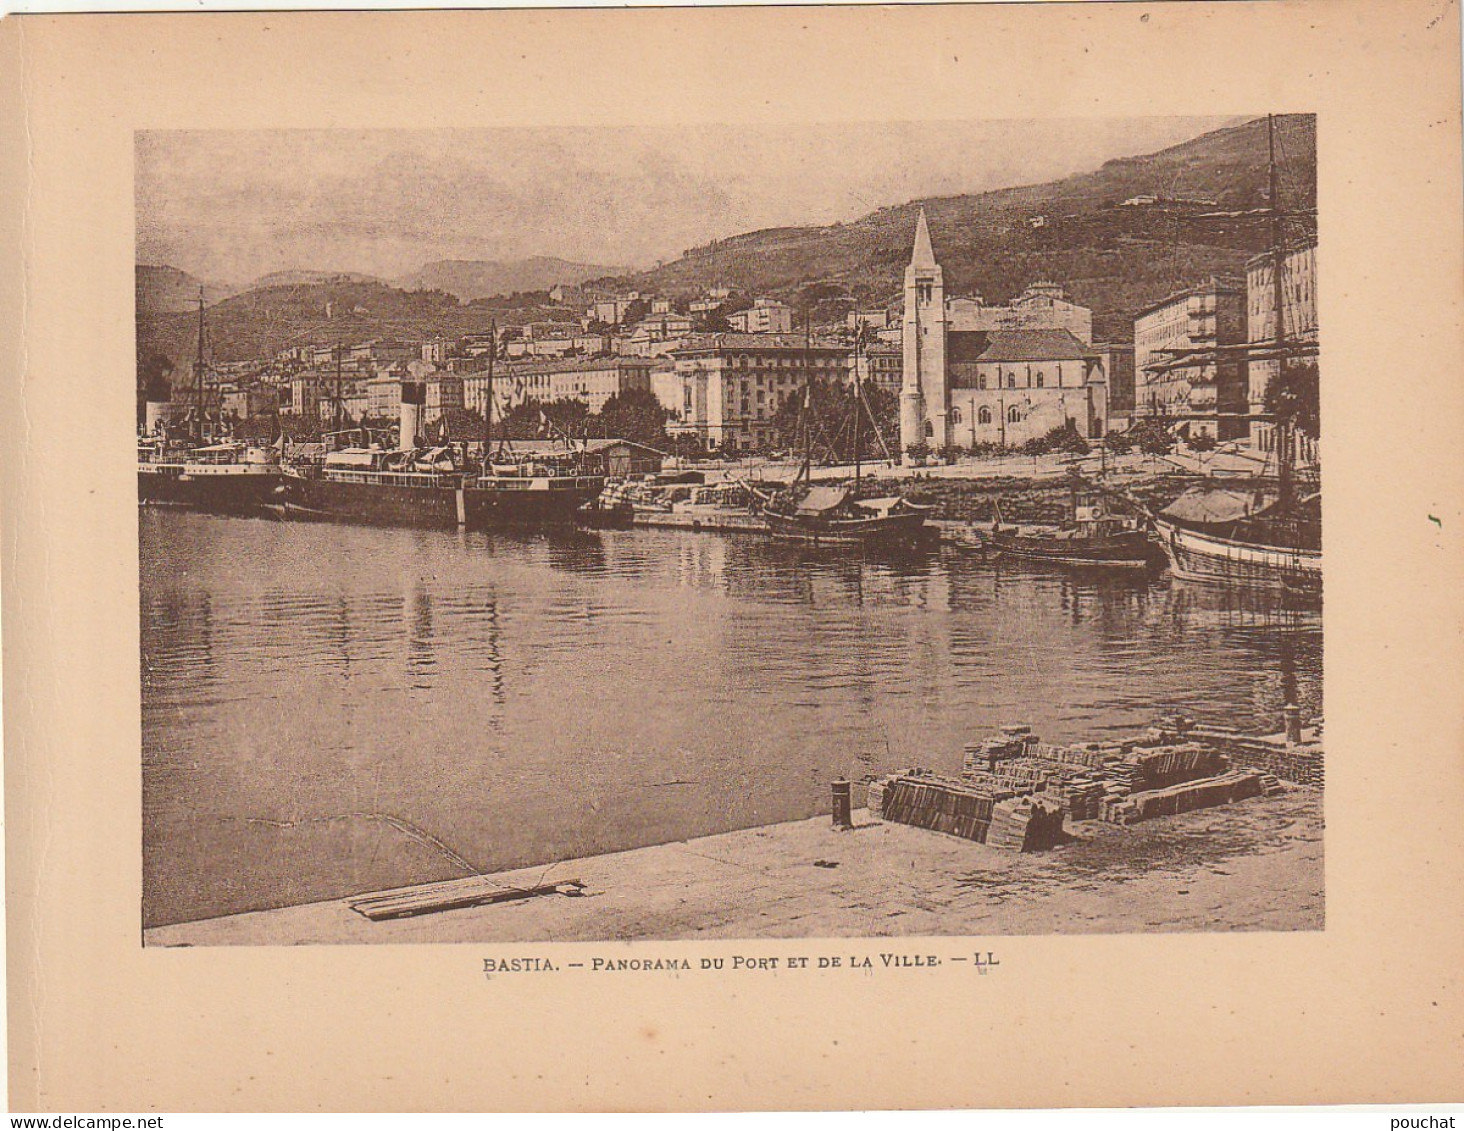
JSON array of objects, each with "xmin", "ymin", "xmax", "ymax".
[
  {"xmin": 986, "ymin": 479, "xmax": 1157, "ymax": 568},
  {"xmin": 137, "ymin": 290, "xmax": 280, "ymax": 515}
]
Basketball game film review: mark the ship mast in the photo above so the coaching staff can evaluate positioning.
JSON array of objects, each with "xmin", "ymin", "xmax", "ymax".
[
  {"xmin": 798, "ymin": 314, "xmax": 813, "ymax": 485},
  {"xmin": 193, "ymin": 287, "xmax": 207, "ymax": 440},
  {"xmin": 484, "ymin": 320, "xmax": 496, "ymax": 463},
  {"xmin": 333, "ymin": 340, "xmax": 344, "ymax": 435},
  {"xmin": 1268, "ymin": 113, "xmax": 1293, "ymax": 507}
]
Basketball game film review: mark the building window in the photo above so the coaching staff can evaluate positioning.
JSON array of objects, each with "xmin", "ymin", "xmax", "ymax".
[
  {"xmin": 951, "ymin": 408, "xmax": 962, "ymax": 424},
  {"xmin": 1036, "ymin": 373, "xmax": 1044, "ymax": 388},
  {"xmin": 978, "ymin": 375, "xmax": 987, "ymax": 390},
  {"xmin": 1008, "ymin": 405, "xmax": 1022, "ymax": 424},
  {"xmin": 978, "ymin": 406, "xmax": 992, "ymax": 425},
  {"xmin": 1007, "ymin": 374, "xmax": 1016, "ymax": 389}
]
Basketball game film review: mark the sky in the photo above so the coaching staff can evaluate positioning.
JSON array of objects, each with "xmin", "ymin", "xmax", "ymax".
[{"xmin": 136, "ymin": 117, "xmax": 1245, "ymax": 287}]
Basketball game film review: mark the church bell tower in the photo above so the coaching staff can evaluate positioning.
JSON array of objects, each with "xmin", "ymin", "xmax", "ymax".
[{"xmin": 901, "ymin": 208, "xmax": 948, "ymax": 460}]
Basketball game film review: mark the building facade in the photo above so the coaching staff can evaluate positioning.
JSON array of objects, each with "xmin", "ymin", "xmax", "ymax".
[
  {"xmin": 1246, "ymin": 239, "xmax": 1318, "ymax": 454},
  {"xmin": 1133, "ymin": 276, "xmax": 1249, "ymax": 441},
  {"xmin": 729, "ymin": 298, "xmax": 795, "ymax": 335},
  {"xmin": 669, "ymin": 333, "xmax": 847, "ymax": 453},
  {"xmin": 465, "ymin": 357, "xmax": 654, "ymax": 417}
]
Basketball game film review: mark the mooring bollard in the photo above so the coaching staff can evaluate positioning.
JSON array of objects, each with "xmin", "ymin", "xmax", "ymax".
[
  {"xmin": 831, "ymin": 779, "xmax": 853, "ymax": 830},
  {"xmin": 1283, "ymin": 704, "xmax": 1302, "ymax": 746}
]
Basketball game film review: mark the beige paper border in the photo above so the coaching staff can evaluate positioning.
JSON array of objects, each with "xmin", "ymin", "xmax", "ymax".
[{"xmin": 4, "ymin": 0, "xmax": 1463, "ymax": 1112}]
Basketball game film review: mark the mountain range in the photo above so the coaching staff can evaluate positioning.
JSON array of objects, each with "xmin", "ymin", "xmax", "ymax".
[{"xmin": 137, "ymin": 114, "xmax": 1314, "ymax": 370}]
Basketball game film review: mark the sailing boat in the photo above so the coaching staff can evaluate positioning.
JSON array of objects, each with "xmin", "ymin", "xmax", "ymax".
[
  {"xmin": 137, "ymin": 289, "xmax": 281, "ymax": 515},
  {"xmin": 754, "ymin": 321, "xmax": 930, "ymax": 546},
  {"xmin": 1149, "ymin": 115, "xmax": 1322, "ymax": 597}
]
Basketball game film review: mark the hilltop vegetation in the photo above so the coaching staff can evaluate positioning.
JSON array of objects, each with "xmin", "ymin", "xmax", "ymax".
[
  {"xmin": 136, "ymin": 114, "xmax": 1315, "ymax": 370},
  {"xmin": 620, "ymin": 114, "xmax": 1316, "ymax": 341}
]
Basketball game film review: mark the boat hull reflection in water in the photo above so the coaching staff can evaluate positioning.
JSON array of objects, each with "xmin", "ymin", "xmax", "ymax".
[{"xmin": 141, "ymin": 510, "xmax": 1320, "ymax": 929}]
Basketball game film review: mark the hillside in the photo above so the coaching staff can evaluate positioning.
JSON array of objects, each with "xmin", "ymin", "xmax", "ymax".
[
  {"xmin": 393, "ymin": 256, "xmax": 623, "ymax": 301},
  {"xmin": 136, "ymin": 115, "xmax": 1315, "ymax": 369},
  {"xmin": 135, "ymin": 265, "xmax": 234, "ymax": 316},
  {"xmin": 622, "ymin": 114, "xmax": 1316, "ymax": 341}
]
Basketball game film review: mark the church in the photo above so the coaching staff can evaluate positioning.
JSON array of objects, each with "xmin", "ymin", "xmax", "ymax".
[{"xmin": 899, "ymin": 209, "xmax": 1111, "ymax": 459}]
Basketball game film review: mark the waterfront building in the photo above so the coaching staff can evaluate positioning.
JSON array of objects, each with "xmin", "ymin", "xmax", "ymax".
[
  {"xmin": 470, "ymin": 356, "xmax": 655, "ymax": 415},
  {"xmin": 1133, "ymin": 276, "xmax": 1248, "ymax": 441},
  {"xmin": 669, "ymin": 332, "xmax": 848, "ymax": 453},
  {"xmin": 898, "ymin": 209, "xmax": 1102, "ymax": 455},
  {"xmin": 221, "ymin": 384, "xmax": 279, "ymax": 422},
  {"xmin": 945, "ymin": 329, "xmax": 1108, "ymax": 448},
  {"xmin": 729, "ymin": 298, "xmax": 795, "ymax": 335},
  {"xmin": 1246, "ymin": 239, "xmax": 1318, "ymax": 455}
]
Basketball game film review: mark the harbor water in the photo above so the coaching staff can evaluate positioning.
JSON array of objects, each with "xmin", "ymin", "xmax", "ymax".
[{"xmin": 141, "ymin": 509, "xmax": 1322, "ymax": 928}]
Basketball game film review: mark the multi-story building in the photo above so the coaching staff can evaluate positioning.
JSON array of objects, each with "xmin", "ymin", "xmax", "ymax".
[
  {"xmin": 1246, "ymin": 239, "xmax": 1318, "ymax": 455},
  {"xmin": 220, "ymin": 384, "xmax": 279, "ymax": 422},
  {"xmin": 424, "ymin": 373, "xmax": 464, "ymax": 423},
  {"xmin": 945, "ymin": 282, "xmax": 1093, "ymax": 345},
  {"xmin": 729, "ymin": 298, "xmax": 795, "ymax": 335},
  {"xmin": 465, "ymin": 357, "xmax": 654, "ymax": 416},
  {"xmin": 669, "ymin": 333, "xmax": 848, "ymax": 453},
  {"xmin": 847, "ymin": 342, "xmax": 903, "ymax": 397},
  {"xmin": 1132, "ymin": 276, "xmax": 1248, "ymax": 441},
  {"xmin": 625, "ymin": 311, "xmax": 694, "ymax": 357}
]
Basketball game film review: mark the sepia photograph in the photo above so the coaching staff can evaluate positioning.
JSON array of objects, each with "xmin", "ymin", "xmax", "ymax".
[
  {"xmin": 136, "ymin": 114, "xmax": 1324, "ymax": 946},
  {"xmin": 7, "ymin": 0, "xmax": 1463, "ymax": 1113}
]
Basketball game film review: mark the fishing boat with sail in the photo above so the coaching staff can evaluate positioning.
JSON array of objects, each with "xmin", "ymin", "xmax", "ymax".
[
  {"xmin": 753, "ymin": 324, "xmax": 930, "ymax": 547},
  {"xmin": 137, "ymin": 290, "xmax": 281, "ymax": 514},
  {"xmin": 1146, "ymin": 115, "xmax": 1322, "ymax": 597}
]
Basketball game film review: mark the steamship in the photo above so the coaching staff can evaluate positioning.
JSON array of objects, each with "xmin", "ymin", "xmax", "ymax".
[
  {"xmin": 272, "ymin": 380, "xmax": 468, "ymax": 526},
  {"xmin": 137, "ymin": 291, "xmax": 282, "ymax": 515}
]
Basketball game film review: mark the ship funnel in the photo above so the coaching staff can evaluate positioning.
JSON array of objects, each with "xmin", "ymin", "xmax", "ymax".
[{"xmin": 400, "ymin": 380, "xmax": 426, "ymax": 449}]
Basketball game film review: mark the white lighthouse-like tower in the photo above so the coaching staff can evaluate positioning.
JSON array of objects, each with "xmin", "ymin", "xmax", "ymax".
[{"xmin": 901, "ymin": 207, "xmax": 948, "ymax": 460}]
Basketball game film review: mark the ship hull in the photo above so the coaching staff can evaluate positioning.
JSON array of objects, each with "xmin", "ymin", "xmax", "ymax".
[
  {"xmin": 988, "ymin": 527, "xmax": 1156, "ymax": 568},
  {"xmin": 464, "ymin": 479, "xmax": 606, "ymax": 529},
  {"xmin": 275, "ymin": 473, "xmax": 463, "ymax": 528},
  {"xmin": 761, "ymin": 509, "xmax": 930, "ymax": 547},
  {"xmin": 1152, "ymin": 516, "xmax": 1322, "ymax": 596},
  {"xmin": 138, "ymin": 465, "xmax": 281, "ymax": 515}
]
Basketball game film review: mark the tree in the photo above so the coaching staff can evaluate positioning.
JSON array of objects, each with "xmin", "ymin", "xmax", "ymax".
[
  {"xmin": 1186, "ymin": 432, "xmax": 1218, "ymax": 453},
  {"xmin": 596, "ymin": 387, "xmax": 671, "ymax": 448},
  {"xmin": 1128, "ymin": 416, "xmax": 1174, "ymax": 457},
  {"xmin": 1264, "ymin": 361, "xmax": 1320, "ymax": 441}
]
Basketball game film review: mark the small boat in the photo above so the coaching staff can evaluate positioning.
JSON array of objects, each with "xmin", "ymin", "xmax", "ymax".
[
  {"xmin": 752, "ymin": 320, "xmax": 929, "ymax": 548},
  {"xmin": 757, "ymin": 483, "xmax": 931, "ymax": 546},
  {"xmin": 986, "ymin": 483, "xmax": 1156, "ymax": 568}
]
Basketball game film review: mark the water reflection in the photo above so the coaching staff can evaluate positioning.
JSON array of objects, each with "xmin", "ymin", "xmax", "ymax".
[{"xmin": 141, "ymin": 510, "xmax": 1322, "ymax": 927}]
